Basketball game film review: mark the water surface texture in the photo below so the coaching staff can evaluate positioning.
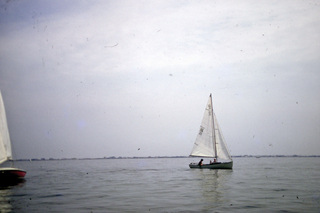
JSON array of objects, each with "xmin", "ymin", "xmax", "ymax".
[{"xmin": 1, "ymin": 157, "xmax": 319, "ymax": 212}]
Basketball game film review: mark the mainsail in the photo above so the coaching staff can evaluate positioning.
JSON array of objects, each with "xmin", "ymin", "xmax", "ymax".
[
  {"xmin": 0, "ymin": 92, "xmax": 13, "ymax": 164},
  {"xmin": 190, "ymin": 94, "xmax": 232, "ymax": 161}
]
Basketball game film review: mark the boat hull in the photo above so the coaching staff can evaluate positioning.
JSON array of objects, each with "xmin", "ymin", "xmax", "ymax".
[
  {"xmin": 189, "ymin": 161, "xmax": 233, "ymax": 169},
  {"xmin": 0, "ymin": 168, "xmax": 26, "ymax": 180}
]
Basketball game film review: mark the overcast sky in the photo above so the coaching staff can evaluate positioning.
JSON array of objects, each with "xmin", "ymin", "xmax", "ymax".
[{"xmin": 0, "ymin": 0, "xmax": 319, "ymax": 159}]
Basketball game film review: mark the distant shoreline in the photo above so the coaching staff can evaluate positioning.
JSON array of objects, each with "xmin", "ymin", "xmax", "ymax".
[{"xmin": 13, "ymin": 155, "xmax": 320, "ymax": 162}]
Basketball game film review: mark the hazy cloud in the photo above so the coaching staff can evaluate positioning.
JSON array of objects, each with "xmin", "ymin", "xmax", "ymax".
[{"xmin": 1, "ymin": 0, "xmax": 319, "ymax": 159}]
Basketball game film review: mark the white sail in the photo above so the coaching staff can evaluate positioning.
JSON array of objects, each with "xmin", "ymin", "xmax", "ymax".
[
  {"xmin": 190, "ymin": 94, "xmax": 232, "ymax": 161},
  {"xmin": 190, "ymin": 97, "xmax": 215, "ymax": 157},
  {"xmin": 213, "ymin": 113, "xmax": 232, "ymax": 161},
  {"xmin": 0, "ymin": 91, "xmax": 13, "ymax": 164}
]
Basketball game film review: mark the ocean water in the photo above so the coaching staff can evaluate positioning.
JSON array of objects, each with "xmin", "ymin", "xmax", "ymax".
[{"xmin": 1, "ymin": 157, "xmax": 320, "ymax": 212}]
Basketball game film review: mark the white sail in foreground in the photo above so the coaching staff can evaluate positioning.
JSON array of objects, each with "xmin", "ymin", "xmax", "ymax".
[
  {"xmin": 0, "ymin": 91, "xmax": 26, "ymax": 180},
  {"xmin": 189, "ymin": 94, "xmax": 232, "ymax": 169},
  {"xmin": 0, "ymin": 92, "xmax": 12, "ymax": 164}
]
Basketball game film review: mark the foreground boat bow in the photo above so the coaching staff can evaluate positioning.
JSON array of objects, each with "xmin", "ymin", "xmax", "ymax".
[
  {"xmin": 0, "ymin": 91, "xmax": 26, "ymax": 181},
  {"xmin": 0, "ymin": 167, "xmax": 26, "ymax": 180}
]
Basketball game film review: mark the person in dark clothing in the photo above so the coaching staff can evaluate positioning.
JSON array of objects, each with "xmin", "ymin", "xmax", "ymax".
[{"xmin": 198, "ymin": 159, "xmax": 203, "ymax": 167}]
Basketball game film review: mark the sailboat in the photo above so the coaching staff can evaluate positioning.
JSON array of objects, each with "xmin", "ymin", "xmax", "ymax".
[
  {"xmin": 0, "ymin": 91, "xmax": 26, "ymax": 180},
  {"xmin": 189, "ymin": 94, "xmax": 233, "ymax": 169}
]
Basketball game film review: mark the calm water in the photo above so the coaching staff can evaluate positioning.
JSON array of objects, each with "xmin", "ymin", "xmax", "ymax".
[{"xmin": 1, "ymin": 157, "xmax": 320, "ymax": 212}]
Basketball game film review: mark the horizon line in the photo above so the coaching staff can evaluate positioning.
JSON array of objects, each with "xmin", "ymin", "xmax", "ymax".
[{"xmin": 13, "ymin": 154, "xmax": 320, "ymax": 161}]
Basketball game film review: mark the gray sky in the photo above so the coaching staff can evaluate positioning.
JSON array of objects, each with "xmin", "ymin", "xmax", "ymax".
[{"xmin": 0, "ymin": 0, "xmax": 319, "ymax": 159}]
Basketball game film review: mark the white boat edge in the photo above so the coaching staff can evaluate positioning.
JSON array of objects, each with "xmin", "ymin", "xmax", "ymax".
[{"xmin": 0, "ymin": 167, "xmax": 27, "ymax": 179}]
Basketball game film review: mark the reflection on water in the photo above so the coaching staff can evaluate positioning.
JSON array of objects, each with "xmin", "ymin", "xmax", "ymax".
[
  {"xmin": 0, "ymin": 188, "xmax": 12, "ymax": 213},
  {"xmin": 0, "ymin": 179, "xmax": 25, "ymax": 213},
  {"xmin": 0, "ymin": 179, "xmax": 25, "ymax": 188},
  {"xmin": 193, "ymin": 169, "xmax": 233, "ymax": 210}
]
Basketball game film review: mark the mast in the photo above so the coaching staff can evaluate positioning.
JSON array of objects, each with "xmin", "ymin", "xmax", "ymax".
[{"xmin": 210, "ymin": 94, "xmax": 217, "ymax": 159}]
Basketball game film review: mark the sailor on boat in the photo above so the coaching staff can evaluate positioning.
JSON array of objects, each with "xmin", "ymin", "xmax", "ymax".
[
  {"xmin": 210, "ymin": 158, "xmax": 217, "ymax": 164},
  {"xmin": 198, "ymin": 159, "xmax": 203, "ymax": 166}
]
